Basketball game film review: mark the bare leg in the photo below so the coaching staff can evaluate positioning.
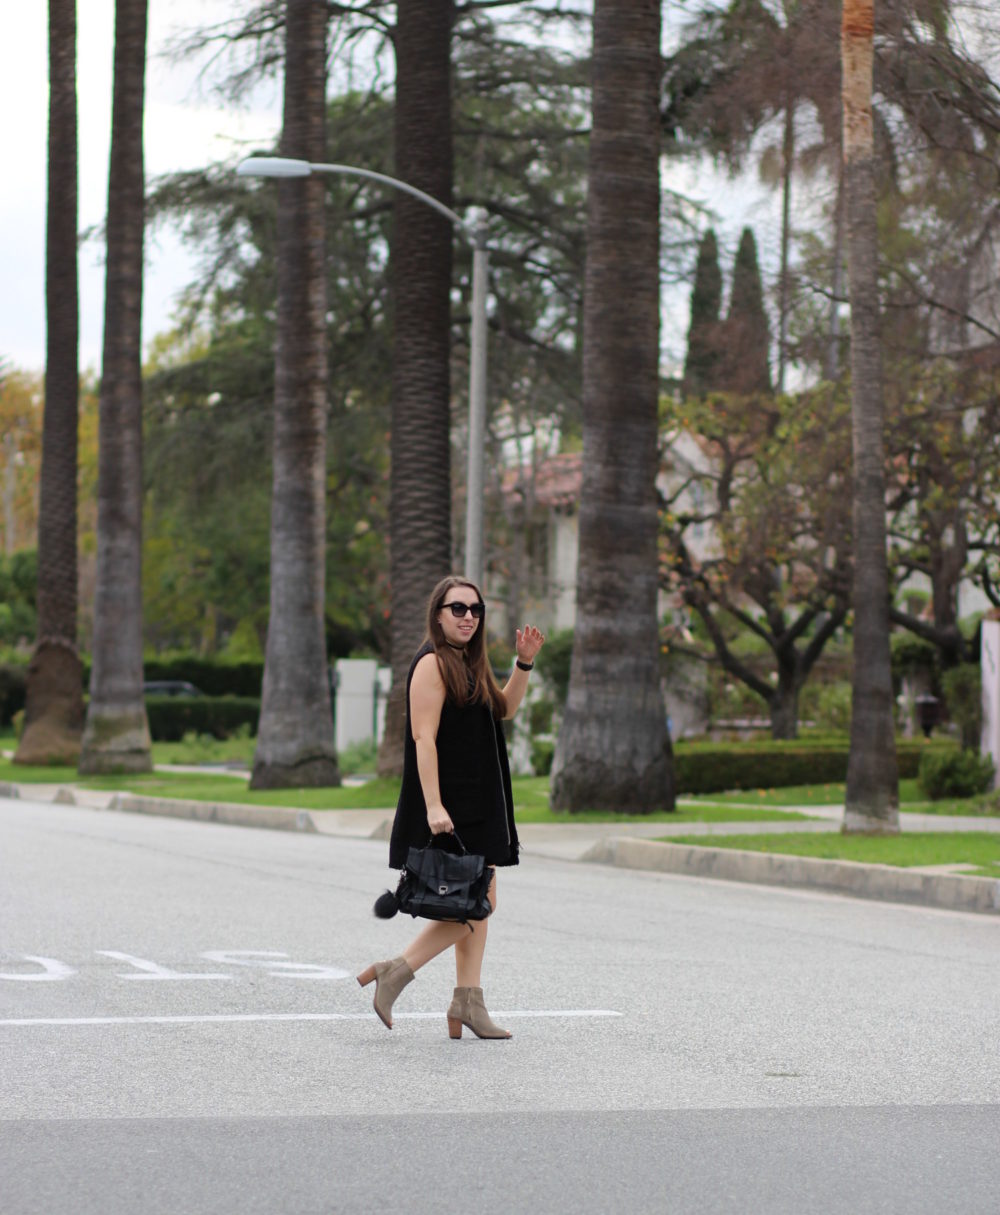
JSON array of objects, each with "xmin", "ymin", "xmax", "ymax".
[
  {"xmin": 454, "ymin": 874, "xmax": 497, "ymax": 988},
  {"xmin": 401, "ymin": 920, "xmax": 467, "ymax": 972},
  {"xmin": 400, "ymin": 874, "xmax": 497, "ymax": 978}
]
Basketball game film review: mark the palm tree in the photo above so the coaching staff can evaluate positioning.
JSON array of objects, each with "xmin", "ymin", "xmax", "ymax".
[
  {"xmin": 550, "ymin": 0, "xmax": 674, "ymax": 813},
  {"xmin": 663, "ymin": 0, "xmax": 842, "ymax": 392},
  {"xmin": 842, "ymin": 0, "xmax": 898, "ymax": 832},
  {"xmin": 376, "ymin": 0, "xmax": 455, "ymax": 778},
  {"xmin": 250, "ymin": 0, "xmax": 339, "ymax": 789},
  {"xmin": 15, "ymin": 0, "xmax": 84, "ymax": 766},
  {"xmin": 78, "ymin": 0, "xmax": 152, "ymax": 775}
]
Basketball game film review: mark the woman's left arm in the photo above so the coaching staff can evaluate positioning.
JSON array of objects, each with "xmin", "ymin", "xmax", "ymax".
[{"xmin": 502, "ymin": 625, "xmax": 546, "ymax": 720}]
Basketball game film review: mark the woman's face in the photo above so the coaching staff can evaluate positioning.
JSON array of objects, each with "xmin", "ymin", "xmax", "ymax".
[{"xmin": 437, "ymin": 583, "xmax": 483, "ymax": 649}]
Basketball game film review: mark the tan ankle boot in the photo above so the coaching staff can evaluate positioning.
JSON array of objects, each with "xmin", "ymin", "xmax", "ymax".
[
  {"xmin": 447, "ymin": 986, "xmax": 511, "ymax": 1040},
  {"xmin": 357, "ymin": 957, "xmax": 415, "ymax": 1029}
]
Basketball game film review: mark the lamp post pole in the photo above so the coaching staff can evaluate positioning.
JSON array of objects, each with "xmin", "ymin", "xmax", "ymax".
[{"xmin": 237, "ymin": 156, "xmax": 489, "ymax": 587}]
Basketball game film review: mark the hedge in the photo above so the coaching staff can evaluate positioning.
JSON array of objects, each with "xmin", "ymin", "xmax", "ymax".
[
  {"xmin": 918, "ymin": 748, "xmax": 994, "ymax": 800},
  {"xmin": 0, "ymin": 664, "xmax": 27, "ymax": 726},
  {"xmin": 140, "ymin": 659, "xmax": 263, "ymax": 698},
  {"xmin": 672, "ymin": 739, "xmax": 953, "ymax": 795},
  {"xmin": 0, "ymin": 660, "xmax": 264, "ymax": 726},
  {"xmin": 144, "ymin": 695, "xmax": 260, "ymax": 742}
]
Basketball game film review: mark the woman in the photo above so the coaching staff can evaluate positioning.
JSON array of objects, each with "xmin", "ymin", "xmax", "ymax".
[{"xmin": 358, "ymin": 574, "xmax": 545, "ymax": 1039}]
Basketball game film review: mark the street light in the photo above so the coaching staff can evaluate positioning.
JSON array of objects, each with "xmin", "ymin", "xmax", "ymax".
[{"xmin": 236, "ymin": 156, "xmax": 490, "ymax": 587}]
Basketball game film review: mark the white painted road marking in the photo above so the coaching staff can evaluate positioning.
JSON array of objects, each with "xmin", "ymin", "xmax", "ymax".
[
  {"xmin": 0, "ymin": 1010, "xmax": 623, "ymax": 1028},
  {"xmin": 0, "ymin": 951, "xmax": 352, "ymax": 982},
  {"xmin": 0, "ymin": 956, "xmax": 77, "ymax": 982},
  {"xmin": 96, "ymin": 952, "xmax": 232, "ymax": 980},
  {"xmin": 200, "ymin": 951, "xmax": 350, "ymax": 980}
]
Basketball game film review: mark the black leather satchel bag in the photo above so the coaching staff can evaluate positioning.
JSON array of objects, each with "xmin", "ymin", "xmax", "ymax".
[{"xmin": 374, "ymin": 833, "xmax": 493, "ymax": 925}]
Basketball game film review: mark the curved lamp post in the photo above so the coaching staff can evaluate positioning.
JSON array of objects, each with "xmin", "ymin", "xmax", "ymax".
[{"xmin": 236, "ymin": 156, "xmax": 489, "ymax": 587}]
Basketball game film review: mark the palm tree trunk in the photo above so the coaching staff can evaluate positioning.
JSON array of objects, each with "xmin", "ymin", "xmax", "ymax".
[
  {"xmin": 78, "ymin": 0, "xmax": 151, "ymax": 775},
  {"xmin": 825, "ymin": 167, "xmax": 846, "ymax": 382},
  {"xmin": 842, "ymin": 0, "xmax": 899, "ymax": 832},
  {"xmin": 251, "ymin": 0, "xmax": 338, "ymax": 789},
  {"xmin": 377, "ymin": 0, "xmax": 455, "ymax": 778},
  {"xmin": 550, "ymin": 0, "xmax": 674, "ymax": 813},
  {"xmin": 777, "ymin": 97, "xmax": 795, "ymax": 394},
  {"xmin": 16, "ymin": 0, "xmax": 84, "ymax": 766}
]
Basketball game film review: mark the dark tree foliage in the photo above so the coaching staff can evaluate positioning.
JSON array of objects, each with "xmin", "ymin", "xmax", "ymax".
[
  {"xmin": 682, "ymin": 228, "xmax": 723, "ymax": 397},
  {"xmin": 721, "ymin": 226, "xmax": 771, "ymax": 395},
  {"xmin": 144, "ymin": 25, "xmax": 592, "ymax": 659}
]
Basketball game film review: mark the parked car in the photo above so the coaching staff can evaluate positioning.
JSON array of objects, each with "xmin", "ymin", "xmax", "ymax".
[{"xmin": 142, "ymin": 680, "xmax": 204, "ymax": 698}]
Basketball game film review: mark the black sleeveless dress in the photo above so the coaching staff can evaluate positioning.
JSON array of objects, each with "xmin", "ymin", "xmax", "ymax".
[{"xmin": 388, "ymin": 643, "xmax": 519, "ymax": 869}]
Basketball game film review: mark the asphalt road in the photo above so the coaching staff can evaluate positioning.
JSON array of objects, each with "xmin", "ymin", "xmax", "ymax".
[{"xmin": 3, "ymin": 795, "xmax": 999, "ymax": 1214}]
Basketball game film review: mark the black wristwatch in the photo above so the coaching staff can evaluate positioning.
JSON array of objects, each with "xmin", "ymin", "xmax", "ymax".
[{"xmin": 515, "ymin": 658, "xmax": 534, "ymax": 671}]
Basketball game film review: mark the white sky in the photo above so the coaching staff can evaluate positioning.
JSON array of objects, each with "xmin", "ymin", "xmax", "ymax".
[
  {"xmin": 3, "ymin": 2, "xmax": 784, "ymax": 377},
  {"xmin": 3, "ymin": 1, "xmax": 280, "ymax": 373}
]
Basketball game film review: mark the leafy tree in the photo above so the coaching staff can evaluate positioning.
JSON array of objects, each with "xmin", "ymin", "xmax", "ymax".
[
  {"xmin": 0, "ymin": 551, "xmax": 38, "ymax": 650},
  {"xmin": 16, "ymin": 0, "xmax": 84, "ymax": 765},
  {"xmin": 79, "ymin": 0, "xmax": 153, "ymax": 775},
  {"xmin": 0, "ymin": 368, "xmax": 42, "ymax": 559},
  {"xmin": 682, "ymin": 228, "xmax": 724, "ymax": 396},
  {"xmin": 842, "ymin": 0, "xmax": 899, "ymax": 833},
  {"xmin": 143, "ymin": 91, "xmax": 395, "ymax": 659},
  {"xmin": 886, "ymin": 360, "xmax": 1000, "ymax": 665},
  {"xmin": 251, "ymin": 0, "xmax": 339, "ymax": 790},
  {"xmin": 143, "ymin": 33, "xmax": 591, "ymax": 663},
  {"xmin": 663, "ymin": 0, "xmax": 1000, "ymax": 392},
  {"xmin": 662, "ymin": 0, "xmax": 841, "ymax": 391},
  {"xmin": 660, "ymin": 385, "xmax": 852, "ymax": 738},
  {"xmin": 721, "ymin": 226, "xmax": 771, "ymax": 394},
  {"xmin": 550, "ymin": 0, "xmax": 674, "ymax": 814}
]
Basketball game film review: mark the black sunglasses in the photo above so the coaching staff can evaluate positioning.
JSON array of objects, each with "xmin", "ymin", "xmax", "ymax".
[{"xmin": 442, "ymin": 601, "xmax": 485, "ymax": 619}]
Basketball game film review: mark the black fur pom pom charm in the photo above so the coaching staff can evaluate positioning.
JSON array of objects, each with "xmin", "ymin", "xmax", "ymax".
[{"xmin": 373, "ymin": 889, "xmax": 400, "ymax": 919}]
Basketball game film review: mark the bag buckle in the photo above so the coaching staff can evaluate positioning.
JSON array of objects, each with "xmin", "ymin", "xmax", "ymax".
[{"xmin": 438, "ymin": 885, "xmax": 448, "ymax": 895}]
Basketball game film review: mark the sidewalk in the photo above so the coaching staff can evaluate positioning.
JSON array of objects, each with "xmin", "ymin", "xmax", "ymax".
[{"xmin": 3, "ymin": 776, "xmax": 999, "ymax": 916}]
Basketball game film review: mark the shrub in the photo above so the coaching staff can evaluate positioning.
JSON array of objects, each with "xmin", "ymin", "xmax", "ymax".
[
  {"xmin": 672, "ymin": 738, "xmax": 950, "ymax": 794},
  {"xmin": 941, "ymin": 664, "xmax": 981, "ymax": 751},
  {"xmin": 891, "ymin": 633, "xmax": 939, "ymax": 682},
  {"xmin": 813, "ymin": 682, "xmax": 852, "ymax": 733},
  {"xmin": 918, "ymin": 748, "xmax": 994, "ymax": 800},
  {"xmin": 338, "ymin": 737, "xmax": 378, "ymax": 776},
  {"xmin": 531, "ymin": 739, "xmax": 555, "ymax": 777},
  {"xmin": 0, "ymin": 663, "xmax": 27, "ymax": 726},
  {"xmin": 142, "ymin": 658, "xmax": 263, "ymax": 698},
  {"xmin": 528, "ymin": 697, "xmax": 554, "ymax": 736},
  {"xmin": 144, "ymin": 695, "xmax": 260, "ymax": 742},
  {"xmin": 534, "ymin": 629, "xmax": 573, "ymax": 707}
]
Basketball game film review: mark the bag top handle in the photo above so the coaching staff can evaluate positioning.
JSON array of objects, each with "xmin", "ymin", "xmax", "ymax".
[{"xmin": 427, "ymin": 829, "xmax": 469, "ymax": 856}]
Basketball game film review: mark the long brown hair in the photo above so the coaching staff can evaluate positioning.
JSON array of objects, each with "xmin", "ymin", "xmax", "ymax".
[{"xmin": 426, "ymin": 575, "xmax": 507, "ymax": 719}]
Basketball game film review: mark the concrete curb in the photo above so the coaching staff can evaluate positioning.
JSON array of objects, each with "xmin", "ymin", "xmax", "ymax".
[
  {"xmin": 581, "ymin": 836, "xmax": 1000, "ymax": 916},
  {"xmin": 6, "ymin": 779, "xmax": 1000, "ymax": 915},
  {"xmin": 107, "ymin": 793, "xmax": 320, "ymax": 834}
]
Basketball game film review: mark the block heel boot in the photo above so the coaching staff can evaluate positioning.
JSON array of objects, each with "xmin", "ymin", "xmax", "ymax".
[
  {"xmin": 357, "ymin": 957, "xmax": 415, "ymax": 1029},
  {"xmin": 446, "ymin": 986, "xmax": 511, "ymax": 1040}
]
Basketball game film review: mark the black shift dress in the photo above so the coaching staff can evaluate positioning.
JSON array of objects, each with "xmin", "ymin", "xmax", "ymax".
[{"xmin": 388, "ymin": 643, "xmax": 519, "ymax": 869}]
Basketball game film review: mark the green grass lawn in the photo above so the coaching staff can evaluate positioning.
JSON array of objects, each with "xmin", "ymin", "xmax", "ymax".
[
  {"xmin": 662, "ymin": 830, "xmax": 1000, "ymax": 878},
  {"xmin": 684, "ymin": 779, "xmax": 998, "ymax": 817},
  {"xmin": 0, "ymin": 759, "xmax": 815, "ymax": 823}
]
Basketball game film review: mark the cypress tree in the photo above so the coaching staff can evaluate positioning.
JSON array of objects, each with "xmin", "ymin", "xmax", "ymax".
[
  {"xmin": 722, "ymin": 226, "xmax": 772, "ymax": 394},
  {"xmin": 682, "ymin": 228, "xmax": 723, "ymax": 396}
]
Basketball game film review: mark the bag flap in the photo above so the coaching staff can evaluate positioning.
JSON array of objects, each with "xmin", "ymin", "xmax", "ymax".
[{"xmin": 405, "ymin": 845, "xmax": 484, "ymax": 884}]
